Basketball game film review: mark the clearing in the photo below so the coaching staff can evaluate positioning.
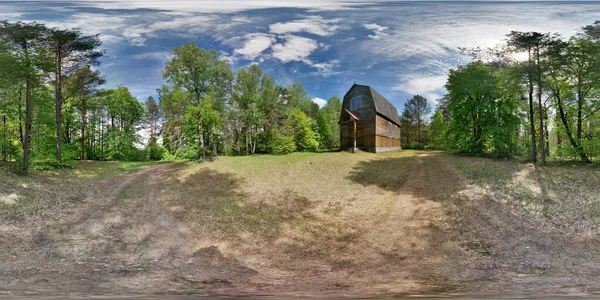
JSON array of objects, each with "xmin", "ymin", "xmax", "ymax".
[{"xmin": 1, "ymin": 151, "xmax": 600, "ymax": 296}]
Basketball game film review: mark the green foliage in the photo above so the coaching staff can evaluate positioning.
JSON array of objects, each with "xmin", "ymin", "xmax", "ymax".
[
  {"xmin": 174, "ymin": 144, "xmax": 199, "ymax": 160},
  {"xmin": 402, "ymin": 95, "xmax": 431, "ymax": 144},
  {"xmin": 287, "ymin": 108, "xmax": 319, "ymax": 152},
  {"xmin": 406, "ymin": 142, "xmax": 425, "ymax": 150},
  {"xmin": 428, "ymin": 109, "xmax": 447, "ymax": 149},
  {"xmin": 271, "ymin": 134, "xmax": 297, "ymax": 155},
  {"xmin": 445, "ymin": 61, "xmax": 520, "ymax": 157},
  {"xmin": 316, "ymin": 95, "xmax": 341, "ymax": 149},
  {"xmin": 147, "ymin": 145, "xmax": 165, "ymax": 161}
]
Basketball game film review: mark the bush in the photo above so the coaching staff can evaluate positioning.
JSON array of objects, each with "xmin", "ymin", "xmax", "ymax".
[
  {"xmin": 288, "ymin": 108, "xmax": 320, "ymax": 152},
  {"xmin": 271, "ymin": 134, "xmax": 297, "ymax": 154},
  {"xmin": 30, "ymin": 158, "xmax": 75, "ymax": 170},
  {"xmin": 126, "ymin": 147, "xmax": 148, "ymax": 162},
  {"xmin": 147, "ymin": 145, "xmax": 165, "ymax": 160},
  {"xmin": 404, "ymin": 142, "xmax": 425, "ymax": 150},
  {"xmin": 174, "ymin": 144, "xmax": 199, "ymax": 160}
]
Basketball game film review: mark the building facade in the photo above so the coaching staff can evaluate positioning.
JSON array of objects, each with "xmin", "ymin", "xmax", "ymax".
[{"xmin": 339, "ymin": 84, "xmax": 402, "ymax": 153}]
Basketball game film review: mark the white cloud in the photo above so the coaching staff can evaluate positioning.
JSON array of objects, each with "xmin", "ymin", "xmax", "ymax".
[
  {"xmin": 312, "ymin": 59, "xmax": 341, "ymax": 77},
  {"xmin": 132, "ymin": 51, "xmax": 173, "ymax": 61},
  {"xmin": 311, "ymin": 97, "xmax": 327, "ymax": 108},
  {"xmin": 272, "ymin": 35, "xmax": 319, "ymax": 64},
  {"xmin": 364, "ymin": 23, "xmax": 388, "ymax": 40},
  {"xmin": 392, "ymin": 74, "xmax": 448, "ymax": 103},
  {"xmin": 54, "ymin": 0, "xmax": 369, "ymax": 13},
  {"xmin": 270, "ymin": 16, "xmax": 340, "ymax": 36},
  {"xmin": 234, "ymin": 33, "xmax": 275, "ymax": 60}
]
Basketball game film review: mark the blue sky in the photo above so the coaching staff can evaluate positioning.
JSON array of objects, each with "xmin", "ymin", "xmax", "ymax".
[{"xmin": 2, "ymin": 1, "xmax": 600, "ymax": 110}]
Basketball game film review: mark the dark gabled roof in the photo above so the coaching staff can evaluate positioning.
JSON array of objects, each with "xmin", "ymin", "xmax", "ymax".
[{"xmin": 351, "ymin": 84, "xmax": 401, "ymax": 126}]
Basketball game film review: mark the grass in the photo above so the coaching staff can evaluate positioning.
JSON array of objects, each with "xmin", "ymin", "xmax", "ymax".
[
  {"xmin": 443, "ymin": 154, "xmax": 600, "ymax": 230},
  {"xmin": 0, "ymin": 160, "xmax": 161, "ymax": 222}
]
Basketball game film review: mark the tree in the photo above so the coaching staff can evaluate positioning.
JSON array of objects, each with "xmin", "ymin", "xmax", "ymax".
[
  {"xmin": 507, "ymin": 31, "xmax": 560, "ymax": 164},
  {"xmin": 402, "ymin": 95, "xmax": 431, "ymax": 144},
  {"xmin": 46, "ymin": 27, "xmax": 103, "ymax": 162},
  {"xmin": 234, "ymin": 64, "xmax": 263, "ymax": 154},
  {"xmin": 287, "ymin": 108, "xmax": 319, "ymax": 151},
  {"xmin": 581, "ymin": 20, "xmax": 600, "ymax": 41},
  {"xmin": 257, "ymin": 74, "xmax": 282, "ymax": 153},
  {"xmin": 429, "ymin": 109, "xmax": 447, "ymax": 149},
  {"xmin": 69, "ymin": 66, "xmax": 104, "ymax": 159},
  {"xmin": 145, "ymin": 96, "xmax": 160, "ymax": 147},
  {"xmin": 545, "ymin": 36, "xmax": 600, "ymax": 162},
  {"xmin": 0, "ymin": 21, "xmax": 47, "ymax": 171},
  {"xmin": 445, "ymin": 61, "xmax": 520, "ymax": 157},
  {"xmin": 157, "ymin": 85, "xmax": 188, "ymax": 155},
  {"xmin": 163, "ymin": 43, "xmax": 228, "ymax": 160},
  {"xmin": 316, "ymin": 95, "xmax": 342, "ymax": 149}
]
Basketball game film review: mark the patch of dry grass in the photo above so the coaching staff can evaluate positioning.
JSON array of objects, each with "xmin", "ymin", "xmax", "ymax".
[
  {"xmin": 0, "ymin": 160, "xmax": 160, "ymax": 223},
  {"xmin": 443, "ymin": 154, "xmax": 600, "ymax": 231}
]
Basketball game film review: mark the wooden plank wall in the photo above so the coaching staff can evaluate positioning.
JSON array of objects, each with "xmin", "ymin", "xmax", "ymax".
[
  {"xmin": 375, "ymin": 115, "xmax": 401, "ymax": 140},
  {"xmin": 375, "ymin": 136, "xmax": 401, "ymax": 147}
]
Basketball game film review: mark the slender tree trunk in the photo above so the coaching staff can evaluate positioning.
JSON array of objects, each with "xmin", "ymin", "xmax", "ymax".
[
  {"xmin": 252, "ymin": 126, "xmax": 257, "ymax": 154},
  {"xmin": 577, "ymin": 83, "xmax": 583, "ymax": 144},
  {"xmin": 556, "ymin": 91, "xmax": 589, "ymax": 162},
  {"xmin": 212, "ymin": 137, "xmax": 217, "ymax": 157},
  {"xmin": 528, "ymin": 48, "xmax": 537, "ymax": 163},
  {"xmin": 536, "ymin": 48, "xmax": 545, "ymax": 165},
  {"xmin": 23, "ymin": 75, "xmax": 32, "ymax": 170},
  {"xmin": 55, "ymin": 51, "xmax": 63, "ymax": 162},
  {"xmin": 544, "ymin": 108, "xmax": 550, "ymax": 157},
  {"xmin": 81, "ymin": 84, "xmax": 86, "ymax": 160},
  {"xmin": 198, "ymin": 112, "xmax": 205, "ymax": 160},
  {"xmin": 245, "ymin": 126, "xmax": 249, "ymax": 155},
  {"xmin": 2, "ymin": 115, "xmax": 6, "ymax": 161}
]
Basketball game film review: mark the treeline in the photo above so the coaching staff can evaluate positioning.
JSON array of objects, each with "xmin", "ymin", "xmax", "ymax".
[
  {"xmin": 0, "ymin": 21, "xmax": 342, "ymax": 173},
  {"xmin": 157, "ymin": 44, "xmax": 341, "ymax": 160},
  {"xmin": 404, "ymin": 21, "xmax": 600, "ymax": 163}
]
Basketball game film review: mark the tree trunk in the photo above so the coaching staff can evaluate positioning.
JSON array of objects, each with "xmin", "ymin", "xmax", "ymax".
[
  {"xmin": 24, "ymin": 75, "xmax": 32, "ymax": 170},
  {"xmin": 556, "ymin": 91, "xmax": 589, "ymax": 162},
  {"xmin": 544, "ymin": 108, "xmax": 549, "ymax": 157},
  {"xmin": 17, "ymin": 86, "xmax": 23, "ymax": 147},
  {"xmin": 212, "ymin": 137, "xmax": 217, "ymax": 157},
  {"xmin": 536, "ymin": 48, "xmax": 545, "ymax": 165},
  {"xmin": 2, "ymin": 114, "xmax": 6, "ymax": 161},
  {"xmin": 577, "ymin": 83, "xmax": 583, "ymax": 145},
  {"xmin": 252, "ymin": 126, "xmax": 256, "ymax": 154},
  {"xmin": 528, "ymin": 48, "xmax": 537, "ymax": 163},
  {"xmin": 198, "ymin": 112, "xmax": 205, "ymax": 160},
  {"xmin": 81, "ymin": 83, "xmax": 86, "ymax": 160},
  {"xmin": 55, "ymin": 51, "xmax": 63, "ymax": 162}
]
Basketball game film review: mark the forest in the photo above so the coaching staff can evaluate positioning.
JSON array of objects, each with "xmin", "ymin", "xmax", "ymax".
[
  {"xmin": 1, "ymin": 20, "xmax": 600, "ymax": 174},
  {"xmin": 403, "ymin": 21, "xmax": 600, "ymax": 163},
  {"xmin": 0, "ymin": 21, "xmax": 341, "ymax": 173}
]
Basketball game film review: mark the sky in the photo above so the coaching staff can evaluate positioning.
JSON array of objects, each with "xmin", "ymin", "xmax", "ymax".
[{"xmin": 1, "ymin": 1, "xmax": 600, "ymax": 111}]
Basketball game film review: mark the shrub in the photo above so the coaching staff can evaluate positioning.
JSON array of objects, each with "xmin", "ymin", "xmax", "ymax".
[
  {"xmin": 147, "ymin": 145, "xmax": 165, "ymax": 161},
  {"xmin": 287, "ymin": 108, "xmax": 320, "ymax": 152},
  {"xmin": 271, "ymin": 134, "xmax": 297, "ymax": 154},
  {"xmin": 174, "ymin": 144, "xmax": 199, "ymax": 160}
]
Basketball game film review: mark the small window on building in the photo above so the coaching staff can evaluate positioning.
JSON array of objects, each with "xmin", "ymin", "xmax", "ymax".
[
  {"xmin": 388, "ymin": 121, "xmax": 392, "ymax": 138},
  {"xmin": 350, "ymin": 95, "xmax": 362, "ymax": 111}
]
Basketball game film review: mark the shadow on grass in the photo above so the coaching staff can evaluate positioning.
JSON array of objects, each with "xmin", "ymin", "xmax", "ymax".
[
  {"xmin": 156, "ymin": 163, "xmax": 316, "ymax": 239},
  {"xmin": 345, "ymin": 152, "xmax": 469, "ymax": 200}
]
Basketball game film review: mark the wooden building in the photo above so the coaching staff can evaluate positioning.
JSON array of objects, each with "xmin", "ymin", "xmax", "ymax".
[{"xmin": 339, "ymin": 84, "xmax": 401, "ymax": 153}]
